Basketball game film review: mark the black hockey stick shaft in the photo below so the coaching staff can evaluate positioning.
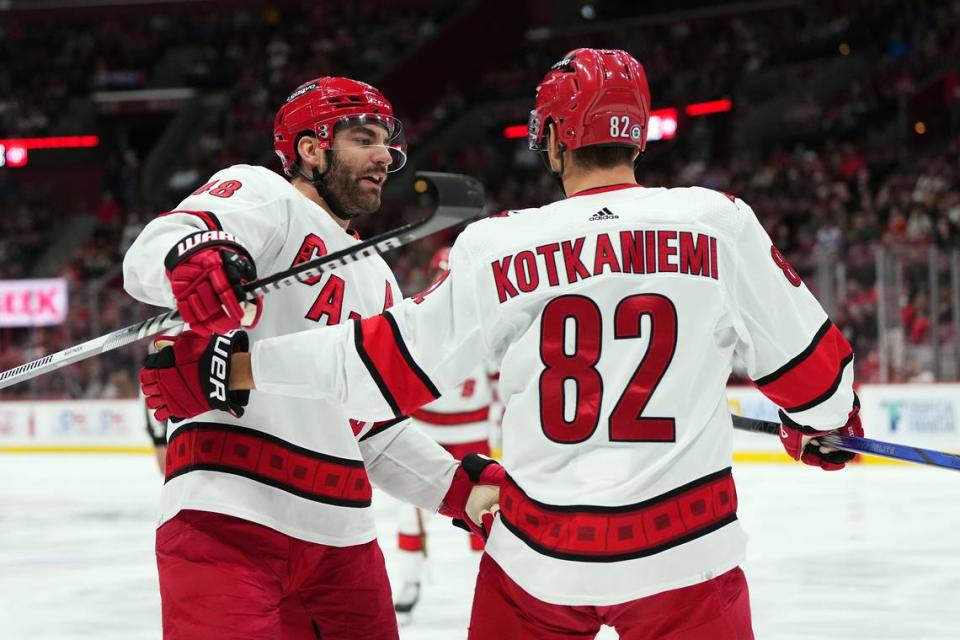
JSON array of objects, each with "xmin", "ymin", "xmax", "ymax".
[
  {"xmin": 0, "ymin": 171, "xmax": 485, "ymax": 390},
  {"xmin": 732, "ymin": 414, "xmax": 960, "ymax": 472}
]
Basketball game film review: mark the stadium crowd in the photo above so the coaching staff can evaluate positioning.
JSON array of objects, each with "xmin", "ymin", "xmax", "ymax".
[{"xmin": 1, "ymin": 0, "xmax": 958, "ymax": 398}]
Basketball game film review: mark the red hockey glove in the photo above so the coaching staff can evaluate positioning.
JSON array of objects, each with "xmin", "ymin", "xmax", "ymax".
[
  {"xmin": 140, "ymin": 330, "xmax": 250, "ymax": 422},
  {"xmin": 439, "ymin": 454, "xmax": 505, "ymax": 539},
  {"xmin": 779, "ymin": 409, "xmax": 864, "ymax": 471},
  {"xmin": 165, "ymin": 231, "xmax": 262, "ymax": 335}
]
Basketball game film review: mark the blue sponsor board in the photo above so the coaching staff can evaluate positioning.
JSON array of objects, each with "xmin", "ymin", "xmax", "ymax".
[{"xmin": 881, "ymin": 399, "xmax": 955, "ymax": 434}]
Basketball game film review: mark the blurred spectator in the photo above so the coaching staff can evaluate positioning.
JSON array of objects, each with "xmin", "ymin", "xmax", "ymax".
[
  {"xmin": 2, "ymin": 0, "xmax": 960, "ymax": 399},
  {"xmin": 95, "ymin": 191, "xmax": 123, "ymax": 229}
]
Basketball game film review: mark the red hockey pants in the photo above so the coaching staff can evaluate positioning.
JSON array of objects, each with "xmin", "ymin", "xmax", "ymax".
[
  {"xmin": 468, "ymin": 553, "xmax": 753, "ymax": 639},
  {"xmin": 156, "ymin": 510, "xmax": 398, "ymax": 640}
]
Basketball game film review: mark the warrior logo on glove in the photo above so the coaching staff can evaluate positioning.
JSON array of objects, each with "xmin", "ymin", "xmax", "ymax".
[{"xmin": 171, "ymin": 230, "xmax": 240, "ymax": 259}]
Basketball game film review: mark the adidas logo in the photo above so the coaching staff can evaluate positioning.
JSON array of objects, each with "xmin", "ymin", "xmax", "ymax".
[{"xmin": 589, "ymin": 207, "xmax": 619, "ymax": 221}]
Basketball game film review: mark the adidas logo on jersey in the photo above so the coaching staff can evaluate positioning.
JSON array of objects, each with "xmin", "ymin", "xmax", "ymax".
[{"xmin": 589, "ymin": 207, "xmax": 619, "ymax": 221}]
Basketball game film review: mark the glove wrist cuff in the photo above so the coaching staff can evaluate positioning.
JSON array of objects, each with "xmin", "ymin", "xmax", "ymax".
[
  {"xmin": 438, "ymin": 466, "xmax": 472, "ymax": 519},
  {"xmin": 199, "ymin": 331, "xmax": 250, "ymax": 418},
  {"xmin": 164, "ymin": 230, "xmax": 252, "ymax": 270},
  {"xmin": 439, "ymin": 454, "xmax": 504, "ymax": 519},
  {"xmin": 778, "ymin": 409, "xmax": 830, "ymax": 436},
  {"xmin": 461, "ymin": 452, "xmax": 501, "ymax": 482}
]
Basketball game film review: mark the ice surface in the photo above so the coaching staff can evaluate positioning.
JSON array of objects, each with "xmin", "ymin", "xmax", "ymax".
[{"xmin": 1, "ymin": 455, "xmax": 958, "ymax": 639}]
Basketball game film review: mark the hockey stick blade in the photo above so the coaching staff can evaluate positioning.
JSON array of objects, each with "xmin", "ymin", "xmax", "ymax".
[
  {"xmin": 731, "ymin": 415, "xmax": 960, "ymax": 472},
  {"xmin": 247, "ymin": 171, "xmax": 485, "ymax": 296},
  {"xmin": 0, "ymin": 171, "xmax": 485, "ymax": 391}
]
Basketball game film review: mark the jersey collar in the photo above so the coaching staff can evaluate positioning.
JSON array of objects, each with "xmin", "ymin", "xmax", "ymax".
[{"xmin": 568, "ymin": 183, "xmax": 643, "ymax": 198}]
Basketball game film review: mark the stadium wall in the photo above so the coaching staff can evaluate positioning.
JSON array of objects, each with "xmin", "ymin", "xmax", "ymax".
[{"xmin": 1, "ymin": 386, "xmax": 958, "ymax": 463}]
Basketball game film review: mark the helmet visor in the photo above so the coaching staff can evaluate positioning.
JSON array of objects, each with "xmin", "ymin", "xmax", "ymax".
[{"xmin": 327, "ymin": 114, "xmax": 407, "ymax": 172}]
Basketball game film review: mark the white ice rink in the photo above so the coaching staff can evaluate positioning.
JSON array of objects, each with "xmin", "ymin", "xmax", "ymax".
[{"xmin": 1, "ymin": 454, "xmax": 958, "ymax": 639}]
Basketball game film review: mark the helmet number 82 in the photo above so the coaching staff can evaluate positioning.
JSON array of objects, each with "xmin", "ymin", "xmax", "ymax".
[{"xmin": 609, "ymin": 115, "xmax": 633, "ymax": 138}]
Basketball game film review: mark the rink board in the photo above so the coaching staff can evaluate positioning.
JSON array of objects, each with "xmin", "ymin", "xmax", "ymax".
[
  {"xmin": 2, "ymin": 385, "xmax": 959, "ymax": 462},
  {"xmin": 0, "ymin": 399, "xmax": 153, "ymax": 452}
]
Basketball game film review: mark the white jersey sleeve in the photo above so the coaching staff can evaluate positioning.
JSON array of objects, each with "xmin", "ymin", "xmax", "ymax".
[
  {"xmin": 250, "ymin": 239, "xmax": 489, "ymax": 419},
  {"xmin": 725, "ymin": 198, "xmax": 856, "ymax": 429},
  {"xmin": 356, "ymin": 418, "xmax": 458, "ymax": 512},
  {"xmin": 123, "ymin": 165, "xmax": 291, "ymax": 308}
]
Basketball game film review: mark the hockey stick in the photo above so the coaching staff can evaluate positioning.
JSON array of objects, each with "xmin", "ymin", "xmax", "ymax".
[
  {"xmin": 732, "ymin": 415, "xmax": 960, "ymax": 472},
  {"xmin": 0, "ymin": 171, "xmax": 485, "ymax": 390}
]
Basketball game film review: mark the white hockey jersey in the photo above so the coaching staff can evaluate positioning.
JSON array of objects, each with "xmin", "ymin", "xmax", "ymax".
[
  {"xmin": 250, "ymin": 183, "xmax": 857, "ymax": 604},
  {"xmin": 123, "ymin": 164, "xmax": 457, "ymax": 546},
  {"xmin": 410, "ymin": 363, "xmax": 497, "ymax": 445}
]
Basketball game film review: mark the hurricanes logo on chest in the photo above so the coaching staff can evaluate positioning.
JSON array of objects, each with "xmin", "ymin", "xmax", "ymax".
[{"xmin": 291, "ymin": 234, "xmax": 396, "ymax": 325}]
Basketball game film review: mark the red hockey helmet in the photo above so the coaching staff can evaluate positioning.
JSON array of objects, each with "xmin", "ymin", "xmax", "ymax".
[
  {"xmin": 273, "ymin": 77, "xmax": 407, "ymax": 176},
  {"xmin": 528, "ymin": 48, "xmax": 651, "ymax": 154},
  {"xmin": 429, "ymin": 246, "xmax": 451, "ymax": 273}
]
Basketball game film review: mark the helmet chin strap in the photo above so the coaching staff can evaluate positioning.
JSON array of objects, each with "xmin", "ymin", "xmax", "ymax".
[
  {"xmin": 294, "ymin": 152, "xmax": 359, "ymax": 221},
  {"xmin": 539, "ymin": 148, "xmax": 568, "ymax": 198}
]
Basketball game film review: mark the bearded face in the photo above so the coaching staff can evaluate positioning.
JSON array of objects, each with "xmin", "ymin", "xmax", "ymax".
[
  {"xmin": 321, "ymin": 123, "xmax": 394, "ymax": 217},
  {"xmin": 323, "ymin": 149, "xmax": 388, "ymax": 217}
]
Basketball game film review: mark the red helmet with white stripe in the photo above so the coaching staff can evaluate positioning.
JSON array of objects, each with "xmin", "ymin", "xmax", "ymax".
[
  {"xmin": 528, "ymin": 48, "xmax": 651, "ymax": 153},
  {"xmin": 273, "ymin": 77, "xmax": 407, "ymax": 176}
]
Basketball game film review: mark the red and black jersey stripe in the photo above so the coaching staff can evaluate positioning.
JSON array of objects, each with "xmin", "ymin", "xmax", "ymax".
[
  {"xmin": 412, "ymin": 407, "xmax": 490, "ymax": 426},
  {"xmin": 357, "ymin": 416, "xmax": 409, "ymax": 442},
  {"xmin": 499, "ymin": 468, "xmax": 738, "ymax": 563},
  {"xmin": 353, "ymin": 311, "xmax": 441, "ymax": 417},
  {"xmin": 165, "ymin": 423, "xmax": 372, "ymax": 508},
  {"xmin": 753, "ymin": 319, "xmax": 853, "ymax": 413},
  {"xmin": 157, "ymin": 209, "xmax": 223, "ymax": 231}
]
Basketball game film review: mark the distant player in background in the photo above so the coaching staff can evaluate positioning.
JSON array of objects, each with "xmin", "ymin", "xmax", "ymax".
[
  {"xmin": 142, "ymin": 334, "xmax": 174, "ymax": 473},
  {"xmin": 393, "ymin": 246, "xmax": 501, "ymax": 616},
  {"xmin": 219, "ymin": 49, "xmax": 864, "ymax": 639},
  {"xmin": 143, "ymin": 394, "xmax": 167, "ymax": 473}
]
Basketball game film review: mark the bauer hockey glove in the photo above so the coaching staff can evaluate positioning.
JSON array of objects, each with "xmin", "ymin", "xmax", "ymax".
[
  {"xmin": 439, "ymin": 454, "xmax": 505, "ymax": 539},
  {"xmin": 140, "ymin": 330, "xmax": 250, "ymax": 422},
  {"xmin": 779, "ymin": 408, "xmax": 864, "ymax": 470},
  {"xmin": 166, "ymin": 230, "xmax": 262, "ymax": 335}
]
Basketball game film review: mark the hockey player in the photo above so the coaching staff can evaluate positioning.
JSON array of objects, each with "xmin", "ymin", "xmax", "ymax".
[
  {"xmin": 143, "ymin": 393, "xmax": 167, "ymax": 473},
  {"xmin": 393, "ymin": 246, "xmax": 501, "ymax": 616},
  {"xmin": 145, "ymin": 50, "xmax": 863, "ymax": 639},
  {"xmin": 143, "ymin": 333, "xmax": 175, "ymax": 473},
  {"xmin": 126, "ymin": 77, "xmax": 502, "ymax": 640}
]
